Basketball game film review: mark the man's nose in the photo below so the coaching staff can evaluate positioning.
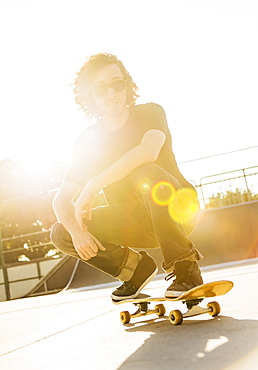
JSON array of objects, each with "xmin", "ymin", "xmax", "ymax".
[{"xmin": 107, "ymin": 86, "xmax": 116, "ymax": 96}]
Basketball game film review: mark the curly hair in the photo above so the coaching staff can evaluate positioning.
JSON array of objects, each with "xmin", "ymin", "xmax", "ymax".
[{"xmin": 73, "ymin": 53, "xmax": 139, "ymax": 119}]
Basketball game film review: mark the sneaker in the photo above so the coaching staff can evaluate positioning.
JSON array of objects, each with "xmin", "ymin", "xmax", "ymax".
[
  {"xmin": 165, "ymin": 260, "xmax": 203, "ymax": 298},
  {"xmin": 111, "ymin": 251, "xmax": 158, "ymax": 301}
]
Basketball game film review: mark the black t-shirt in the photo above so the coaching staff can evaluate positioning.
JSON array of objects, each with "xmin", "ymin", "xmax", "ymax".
[{"xmin": 65, "ymin": 103, "xmax": 194, "ymax": 203}]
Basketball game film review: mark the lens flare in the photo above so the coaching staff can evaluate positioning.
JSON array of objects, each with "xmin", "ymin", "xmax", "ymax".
[
  {"xmin": 151, "ymin": 181, "xmax": 176, "ymax": 206},
  {"xmin": 142, "ymin": 182, "xmax": 151, "ymax": 191},
  {"xmin": 135, "ymin": 176, "xmax": 152, "ymax": 194},
  {"xmin": 168, "ymin": 188, "xmax": 200, "ymax": 224}
]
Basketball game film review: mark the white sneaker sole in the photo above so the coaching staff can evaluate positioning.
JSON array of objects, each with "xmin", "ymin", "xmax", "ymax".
[{"xmin": 165, "ymin": 290, "xmax": 186, "ymax": 298}]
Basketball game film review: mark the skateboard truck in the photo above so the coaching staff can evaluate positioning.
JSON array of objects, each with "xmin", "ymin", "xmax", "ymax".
[
  {"xmin": 120, "ymin": 302, "xmax": 166, "ymax": 324},
  {"xmin": 183, "ymin": 298, "xmax": 203, "ymax": 310}
]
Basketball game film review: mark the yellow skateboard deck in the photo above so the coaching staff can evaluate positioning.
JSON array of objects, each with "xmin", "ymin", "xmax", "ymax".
[{"xmin": 114, "ymin": 280, "xmax": 233, "ymax": 325}]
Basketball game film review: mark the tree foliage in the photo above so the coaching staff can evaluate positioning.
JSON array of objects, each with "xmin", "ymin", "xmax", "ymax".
[{"xmin": 204, "ymin": 188, "xmax": 258, "ymax": 209}]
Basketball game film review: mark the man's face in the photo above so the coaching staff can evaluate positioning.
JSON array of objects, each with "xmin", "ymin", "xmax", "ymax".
[{"xmin": 92, "ymin": 63, "xmax": 128, "ymax": 118}]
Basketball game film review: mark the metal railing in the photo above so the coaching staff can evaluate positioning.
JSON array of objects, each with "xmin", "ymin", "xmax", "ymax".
[
  {"xmin": 196, "ymin": 166, "xmax": 258, "ymax": 209},
  {"xmin": 0, "ymin": 228, "xmax": 61, "ymax": 300}
]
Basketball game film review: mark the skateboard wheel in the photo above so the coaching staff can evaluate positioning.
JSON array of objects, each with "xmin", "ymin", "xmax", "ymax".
[
  {"xmin": 169, "ymin": 310, "xmax": 183, "ymax": 325},
  {"xmin": 155, "ymin": 304, "xmax": 166, "ymax": 317},
  {"xmin": 207, "ymin": 301, "xmax": 221, "ymax": 317},
  {"xmin": 120, "ymin": 311, "xmax": 130, "ymax": 324}
]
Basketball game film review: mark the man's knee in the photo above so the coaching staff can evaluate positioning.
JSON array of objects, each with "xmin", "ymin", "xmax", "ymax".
[
  {"xmin": 130, "ymin": 163, "xmax": 162, "ymax": 187},
  {"xmin": 130, "ymin": 163, "xmax": 176, "ymax": 189},
  {"xmin": 50, "ymin": 222, "xmax": 70, "ymax": 253},
  {"xmin": 130, "ymin": 163, "xmax": 181, "ymax": 192},
  {"xmin": 131, "ymin": 163, "xmax": 158, "ymax": 178}
]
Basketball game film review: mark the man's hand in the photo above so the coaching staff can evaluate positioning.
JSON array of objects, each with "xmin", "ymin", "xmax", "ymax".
[
  {"xmin": 75, "ymin": 178, "xmax": 98, "ymax": 231},
  {"xmin": 71, "ymin": 229, "xmax": 106, "ymax": 260}
]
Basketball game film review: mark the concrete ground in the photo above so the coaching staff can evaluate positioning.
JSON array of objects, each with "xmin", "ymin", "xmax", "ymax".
[{"xmin": 1, "ymin": 259, "xmax": 258, "ymax": 370}]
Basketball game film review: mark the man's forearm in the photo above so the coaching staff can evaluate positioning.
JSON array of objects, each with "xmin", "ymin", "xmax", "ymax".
[
  {"xmin": 94, "ymin": 144, "xmax": 153, "ymax": 190},
  {"xmin": 53, "ymin": 196, "xmax": 86, "ymax": 235},
  {"xmin": 93, "ymin": 129, "xmax": 165, "ymax": 190}
]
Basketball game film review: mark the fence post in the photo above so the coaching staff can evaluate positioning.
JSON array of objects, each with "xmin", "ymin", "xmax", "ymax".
[
  {"xmin": 242, "ymin": 169, "xmax": 252, "ymax": 201},
  {"xmin": 0, "ymin": 229, "xmax": 11, "ymax": 300}
]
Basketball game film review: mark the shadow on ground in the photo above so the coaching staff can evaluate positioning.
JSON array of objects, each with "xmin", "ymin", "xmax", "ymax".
[{"xmin": 118, "ymin": 315, "xmax": 258, "ymax": 369}]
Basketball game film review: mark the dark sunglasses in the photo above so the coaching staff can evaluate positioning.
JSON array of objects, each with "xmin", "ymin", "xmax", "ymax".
[{"xmin": 93, "ymin": 79, "xmax": 126, "ymax": 97}]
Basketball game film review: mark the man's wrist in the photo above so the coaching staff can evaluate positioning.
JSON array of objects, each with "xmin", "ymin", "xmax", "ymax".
[
  {"xmin": 68, "ymin": 220, "xmax": 88, "ymax": 235},
  {"xmin": 89, "ymin": 176, "xmax": 102, "ymax": 191}
]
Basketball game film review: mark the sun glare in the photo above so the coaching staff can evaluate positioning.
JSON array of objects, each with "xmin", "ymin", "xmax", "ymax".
[{"xmin": 20, "ymin": 158, "xmax": 53, "ymax": 178}]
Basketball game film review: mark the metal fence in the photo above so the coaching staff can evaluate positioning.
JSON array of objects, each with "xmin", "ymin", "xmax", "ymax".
[
  {"xmin": 0, "ymin": 229, "xmax": 62, "ymax": 300},
  {"xmin": 0, "ymin": 190, "xmax": 60, "ymax": 300},
  {"xmin": 196, "ymin": 166, "xmax": 258, "ymax": 209}
]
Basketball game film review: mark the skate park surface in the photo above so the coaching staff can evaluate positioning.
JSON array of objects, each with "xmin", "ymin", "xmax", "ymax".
[{"xmin": 1, "ymin": 259, "xmax": 258, "ymax": 370}]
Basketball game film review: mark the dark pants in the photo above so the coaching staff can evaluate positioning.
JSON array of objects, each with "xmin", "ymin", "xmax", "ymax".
[{"xmin": 51, "ymin": 163, "xmax": 203, "ymax": 280}]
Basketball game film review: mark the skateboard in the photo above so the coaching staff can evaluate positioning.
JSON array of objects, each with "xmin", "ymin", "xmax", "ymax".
[{"xmin": 113, "ymin": 280, "xmax": 233, "ymax": 325}]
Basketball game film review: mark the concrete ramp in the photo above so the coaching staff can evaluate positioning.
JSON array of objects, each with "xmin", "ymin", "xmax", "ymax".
[
  {"xmin": 2, "ymin": 261, "xmax": 258, "ymax": 369},
  {"xmin": 25, "ymin": 256, "xmax": 77, "ymax": 297},
  {"xmin": 25, "ymin": 256, "xmax": 117, "ymax": 297},
  {"xmin": 62, "ymin": 260, "xmax": 116, "ymax": 291}
]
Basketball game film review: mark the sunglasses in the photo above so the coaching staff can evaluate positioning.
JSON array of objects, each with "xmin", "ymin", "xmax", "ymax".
[{"xmin": 93, "ymin": 79, "xmax": 126, "ymax": 97}]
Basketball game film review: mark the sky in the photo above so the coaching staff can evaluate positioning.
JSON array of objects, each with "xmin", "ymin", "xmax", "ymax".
[{"xmin": 0, "ymin": 0, "xmax": 258, "ymax": 185}]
